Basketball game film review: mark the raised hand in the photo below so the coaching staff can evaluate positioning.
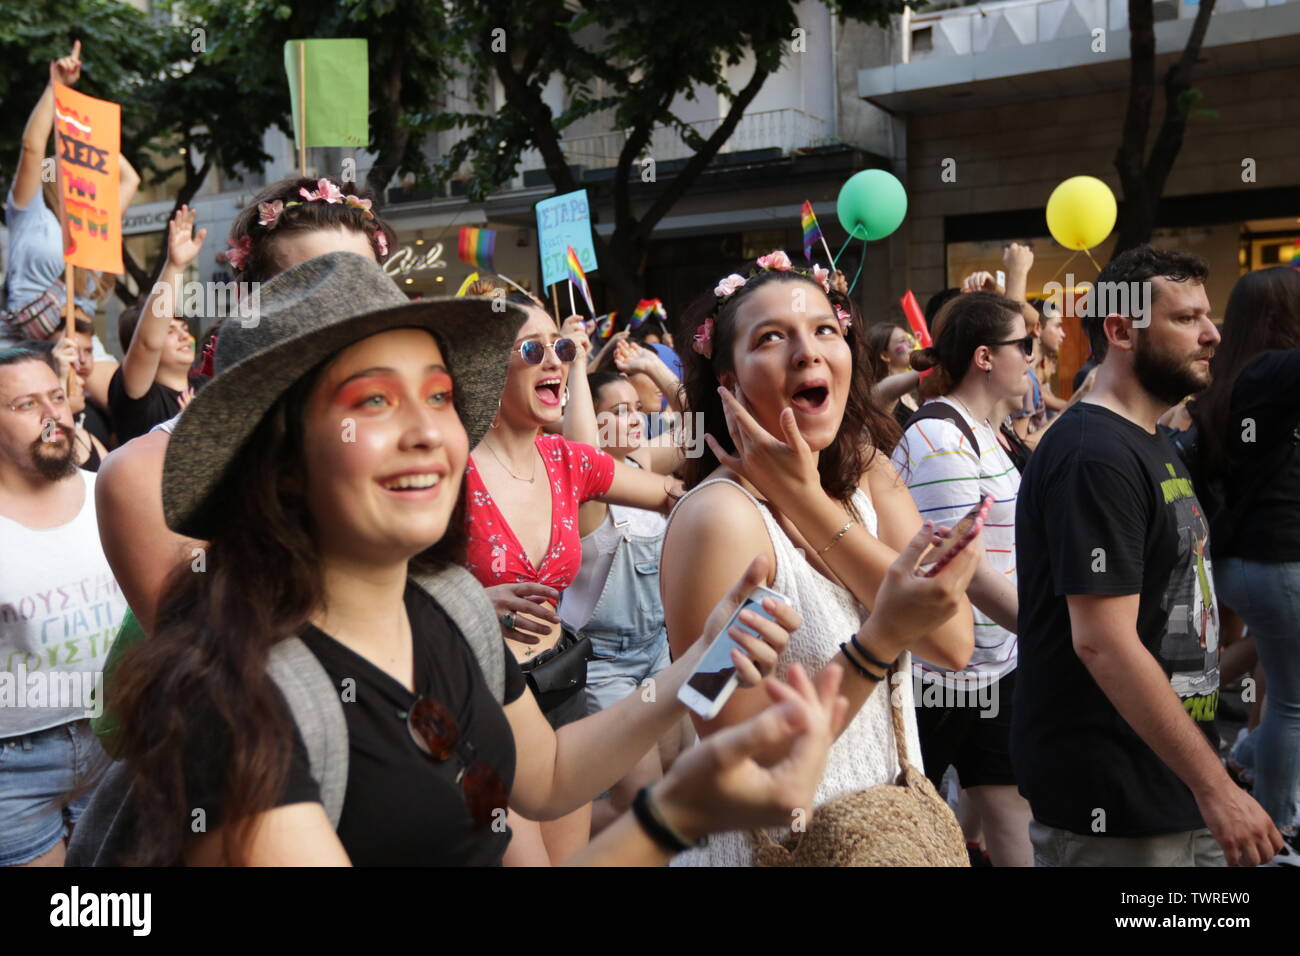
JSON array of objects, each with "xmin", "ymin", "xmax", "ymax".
[
  {"xmin": 704, "ymin": 384, "xmax": 822, "ymax": 509},
  {"xmin": 167, "ymin": 205, "xmax": 207, "ymax": 269},
  {"xmin": 560, "ymin": 314, "xmax": 592, "ymax": 361},
  {"xmin": 1002, "ymin": 241, "xmax": 1034, "ymax": 278},
  {"xmin": 860, "ymin": 520, "xmax": 982, "ymax": 656},
  {"xmin": 51, "ymin": 40, "xmax": 82, "ymax": 87}
]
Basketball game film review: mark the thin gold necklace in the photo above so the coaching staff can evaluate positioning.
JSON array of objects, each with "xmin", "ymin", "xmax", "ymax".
[
  {"xmin": 950, "ymin": 393, "xmax": 990, "ymax": 427},
  {"xmin": 481, "ymin": 437, "xmax": 536, "ymax": 483}
]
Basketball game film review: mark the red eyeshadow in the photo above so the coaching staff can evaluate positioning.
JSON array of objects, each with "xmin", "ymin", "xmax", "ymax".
[{"xmin": 336, "ymin": 375, "xmax": 398, "ymax": 408}]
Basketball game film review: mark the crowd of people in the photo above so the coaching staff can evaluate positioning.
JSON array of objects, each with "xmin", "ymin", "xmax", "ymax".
[{"xmin": 2, "ymin": 45, "xmax": 1298, "ymax": 868}]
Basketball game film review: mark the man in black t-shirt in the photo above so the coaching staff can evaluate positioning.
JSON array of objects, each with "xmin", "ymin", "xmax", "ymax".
[{"xmin": 1012, "ymin": 245, "xmax": 1282, "ymax": 867}]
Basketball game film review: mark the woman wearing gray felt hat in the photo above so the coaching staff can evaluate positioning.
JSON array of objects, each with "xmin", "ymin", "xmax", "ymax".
[{"xmin": 79, "ymin": 250, "xmax": 836, "ymax": 868}]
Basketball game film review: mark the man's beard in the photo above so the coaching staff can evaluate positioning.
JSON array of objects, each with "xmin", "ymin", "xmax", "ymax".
[
  {"xmin": 1133, "ymin": 336, "xmax": 1212, "ymax": 407},
  {"xmin": 30, "ymin": 425, "xmax": 78, "ymax": 481}
]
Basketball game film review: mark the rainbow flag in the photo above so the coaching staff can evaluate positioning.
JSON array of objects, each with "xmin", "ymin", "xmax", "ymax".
[
  {"xmin": 800, "ymin": 200, "xmax": 824, "ymax": 262},
  {"xmin": 566, "ymin": 245, "xmax": 596, "ymax": 314},
  {"xmin": 458, "ymin": 226, "xmax": 496, "ymax": 272},
  {"xmin": 594, "ymin": 312, "xmax": 616, "ymax": 341},
  {"xmin": 629, "ymin": 298, "xmax": 666, "ymax": 329}
]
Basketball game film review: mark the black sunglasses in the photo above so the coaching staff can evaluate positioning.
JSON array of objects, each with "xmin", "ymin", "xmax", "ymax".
[
  {"xmin": 515, "ymin": 338, "xmax": 577, "ymax": 365},
  {"xmin": 990, "ymin": 335, "xmax": 1034, "ymax": 357},
  {"xmin": 406, "ymin": 696, "xmax": 509, "ymax": 829}
]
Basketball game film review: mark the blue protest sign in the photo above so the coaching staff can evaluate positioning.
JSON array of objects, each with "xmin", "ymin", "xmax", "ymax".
[{"xmin": 536, "ymin": 189, "xmax": 597, "ymax": 288}]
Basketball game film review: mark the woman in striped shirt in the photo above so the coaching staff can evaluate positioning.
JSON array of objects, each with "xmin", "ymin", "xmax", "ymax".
[{"xmin": 891, "ymin": 291, "xmax": 1034, "ymax": 866}]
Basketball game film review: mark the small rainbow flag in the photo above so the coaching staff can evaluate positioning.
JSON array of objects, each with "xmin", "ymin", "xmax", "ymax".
[
  {"xmin": 800, "ymin": 200, "xmax": 825, "ymax": 262},
  {"xmin": 566, "ymin": 245, "xmax": 596, "ymax": 314},
  {"xmin": 458, "ymin": 226, "xmax": 496, "ymax": 272},
  {"xmin": 630, "ymin": 298, "xmax": 666, "ymax": 329},
  {"xmin": 594, "ymin": 312, "xmax": 617, "ymax": 341}
]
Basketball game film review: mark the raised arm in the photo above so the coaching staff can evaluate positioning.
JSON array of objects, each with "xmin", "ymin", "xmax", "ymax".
[
  {"xmin": 13, "ymin": 43, "xmax": 81, "ymax": 209},
  {"xmin": 122, "ymin": 205, "xmax": 205, "ymax": 398}
]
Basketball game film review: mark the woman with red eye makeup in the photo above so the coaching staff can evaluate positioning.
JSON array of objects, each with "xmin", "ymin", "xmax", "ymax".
[
  {"xmin": 73, "ymin": 252, "xmax": 854, "ymax": 867},
  {"xmin": 458, "ymin": 277, "xmax": 687, "ymax": 865}
]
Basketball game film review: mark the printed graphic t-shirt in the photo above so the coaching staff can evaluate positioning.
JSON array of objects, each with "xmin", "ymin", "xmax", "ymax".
[
  {"xmin": 0, "ymin": 470, "xmax": 127, "ymax": 736},
  {"xmin": 1011, "ymin": 403, "xmax": 1219, "ymax": 837}
]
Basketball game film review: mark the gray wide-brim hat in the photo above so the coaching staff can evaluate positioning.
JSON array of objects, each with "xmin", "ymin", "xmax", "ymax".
[{"xmin": 163, "ymin": 251, "xmax": 527, "ymax": 539}]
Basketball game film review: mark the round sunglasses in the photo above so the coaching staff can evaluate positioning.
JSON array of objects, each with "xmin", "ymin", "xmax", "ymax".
[
  {"xmin": 990, "ymin": 334, "xmax": 1034, "ymax": 357},
  {"xmin": 515, "ymin": 338, "xmax": 577, "ymax": 365},
  {"xmin": 406, "ymin": 696, "xmax": 509, "ymax": 830}
]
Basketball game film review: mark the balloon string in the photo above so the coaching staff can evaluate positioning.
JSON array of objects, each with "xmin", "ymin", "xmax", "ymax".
[
  {"xmin": 1041, "ymin": 250, "xmax": 1080, "ymax": 294},
  {"xmin": 1083, "ymin": 247, "xmax": 1102, "ymax": 273},
  {"xmin": 847, "ymin": 238, "xmax": 867, "ymax": 295},
  {"xmin": 832, "ymin": 233, "xmax": 854, "ymax": 268}
]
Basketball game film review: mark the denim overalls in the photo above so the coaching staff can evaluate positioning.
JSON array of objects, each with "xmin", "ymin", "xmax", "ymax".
[{"xmin": 579, "ymin": 502, "xmax": 671, "ymax": 714}]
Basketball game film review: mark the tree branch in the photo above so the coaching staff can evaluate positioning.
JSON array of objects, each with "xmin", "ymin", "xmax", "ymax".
[
  {"xmin": 1114, "ymin": 0, "xmax": 1157, "ymax": 200},
  {"xmin": 633, "ymin": 63, "xmax": 770, "ymax": 243},
  {"xmin": 1145, "ymin": 0, "xmax": 1218, "ymax": 197}
]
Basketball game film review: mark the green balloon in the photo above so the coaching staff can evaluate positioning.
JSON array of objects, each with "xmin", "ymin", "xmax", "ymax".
[{"xmin": 836, "ymin": 169, "xmax": 908, "ymax": 241}]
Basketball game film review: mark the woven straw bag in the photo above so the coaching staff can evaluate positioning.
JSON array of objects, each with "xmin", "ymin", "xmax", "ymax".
[{"xmin": 752, "ymin": 665, "xmax": 970, "ymax": 867}]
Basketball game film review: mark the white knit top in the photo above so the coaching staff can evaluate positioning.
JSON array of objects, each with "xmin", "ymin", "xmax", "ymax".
[{"xmin": 669, "ymin": 478, "xmax": 922, "ymax": 867}]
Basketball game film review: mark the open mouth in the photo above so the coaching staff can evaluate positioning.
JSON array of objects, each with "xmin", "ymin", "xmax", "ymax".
[
  {"xmin": 535, "ymin": 378, "xmax": 562, "ymax": 406},
  {"xmin": 379, "ymin": 472, "xmax": 443, "ymax": 494},
  {"xmin": 790, "ymin": 383, "xmax": 830, "ymax": 414}
]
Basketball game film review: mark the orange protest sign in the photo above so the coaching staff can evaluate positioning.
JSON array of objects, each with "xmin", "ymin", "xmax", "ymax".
[{"xmin": 53, "ymin": 81, "xmax": 122, "ymax": 274}]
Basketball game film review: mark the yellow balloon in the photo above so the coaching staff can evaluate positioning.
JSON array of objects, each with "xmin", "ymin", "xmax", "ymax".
[{"xmin": 1046, "ymin": 176, "xmax": 1117, "ymax": 251}]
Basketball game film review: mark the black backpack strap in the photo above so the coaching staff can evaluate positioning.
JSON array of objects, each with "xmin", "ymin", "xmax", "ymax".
[{"xmin": 903, "ymin": 402, "xmax": 980, "ymax": 458}]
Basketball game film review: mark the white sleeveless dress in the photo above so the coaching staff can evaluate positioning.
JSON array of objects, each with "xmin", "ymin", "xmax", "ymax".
[{"xmin": 669, "ymin": 478, "xmax": 923, "ymax": 867}]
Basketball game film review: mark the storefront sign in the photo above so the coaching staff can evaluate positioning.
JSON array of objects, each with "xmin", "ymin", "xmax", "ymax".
[{"xmin": 382, "ymin": 242, "xmax": 447, "ymax": 277}]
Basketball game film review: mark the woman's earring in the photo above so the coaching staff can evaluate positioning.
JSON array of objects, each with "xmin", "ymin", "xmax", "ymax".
[{"xmin": 490, "ymin": 397, "xmax": 501, "ymax": 429}]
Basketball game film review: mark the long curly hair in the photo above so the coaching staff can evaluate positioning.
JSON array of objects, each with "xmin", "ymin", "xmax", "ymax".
[
  {"xmin": 223, "ymin": 177, "xmax": 395, "ymax": 284},
  {"xmin": 678, "ymin": 267, "xmax": 898, "ymax": 503}
]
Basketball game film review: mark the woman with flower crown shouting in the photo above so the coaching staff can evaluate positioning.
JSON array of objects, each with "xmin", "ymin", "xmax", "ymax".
[{"xmin": 662, "ymin": 250, "xmax": 980, "ymax": 866}]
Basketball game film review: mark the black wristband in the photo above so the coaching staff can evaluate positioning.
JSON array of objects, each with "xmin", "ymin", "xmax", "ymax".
[
  {"xmin": 632, "ymin": 785, "xmax": 704, "ymax": 853},
  {"xmin": 852, "ymin": 633, "xmax": 894, "ymax": 672},
  {"xmin": 839, "ymin": 642, "xmax": 882, "ymax": 683}
]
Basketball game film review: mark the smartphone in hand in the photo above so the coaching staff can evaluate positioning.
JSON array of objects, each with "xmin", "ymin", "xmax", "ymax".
[
  {"xmin": 678, "ymin": 586, "xmax": 791, "ymax": 720},
  {"xmin": 916, "ymin": 495, "xmax": 992, "ymax": 578}
]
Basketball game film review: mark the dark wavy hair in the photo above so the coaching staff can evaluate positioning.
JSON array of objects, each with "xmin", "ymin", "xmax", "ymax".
[
  {"xmin": 225, "ymin": 177, "xmax": 396, "ymax": 285},
  {"xmin": 1191, "ymin": 266, "xmax": 1300, "ymax": 478},
  {"xmin": 108, "ymin": 353, "xmax": 467, "ymax": 866},
  {"xmin": 909, "ymin": 291, "xmax": 1025, "ymax": 394},
  {"xmin": 679, "ymin": 268, "xmax": 896, "ymax": 503}
]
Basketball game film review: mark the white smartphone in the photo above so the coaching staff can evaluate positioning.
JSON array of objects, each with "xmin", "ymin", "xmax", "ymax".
[
  {"xmin": 995, "ymin": 269, "xmax": 1006, "ymax": 289},
  {"xmin": 677, "ymin": 586, "xmax": 791, "ymax": 720}
]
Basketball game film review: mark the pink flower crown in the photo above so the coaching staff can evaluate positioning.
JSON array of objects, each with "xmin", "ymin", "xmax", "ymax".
[
  {"xmin": 221, "ymin": 179, "xmax": 387, "ymax": 271},
  {"xmin": 692, "ymin": 251, "xmax": 846, "ymax": 359}
]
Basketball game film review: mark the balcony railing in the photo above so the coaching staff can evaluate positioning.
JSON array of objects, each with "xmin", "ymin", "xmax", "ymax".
[
  {"xmin": 555, "ymin": 108, "xmax": 831, "ymax": 170},
  {"xmin": 904, "ymin": 0, "xmax": 1296, "ymax": 62}
]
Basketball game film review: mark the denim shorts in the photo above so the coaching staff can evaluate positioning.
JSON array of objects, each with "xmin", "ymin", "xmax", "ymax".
[
  {"xmin": 584, "ymin": 630, "xmax": 672, "ymax": 716},
  {"xmin": 0, "ymin": 720, "xmax": 104, "ymax": 866}
]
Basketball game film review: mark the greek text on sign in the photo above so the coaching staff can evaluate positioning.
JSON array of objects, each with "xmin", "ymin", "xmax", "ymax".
[{"xmin": 536, "ymin": 189, "xmax": 597, "ymax": 289}]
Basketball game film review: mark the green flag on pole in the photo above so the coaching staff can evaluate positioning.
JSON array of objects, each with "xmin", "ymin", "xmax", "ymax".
[{"xmin": 283, "ymin": 39, "xmax": 369, "ymax": 149}]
